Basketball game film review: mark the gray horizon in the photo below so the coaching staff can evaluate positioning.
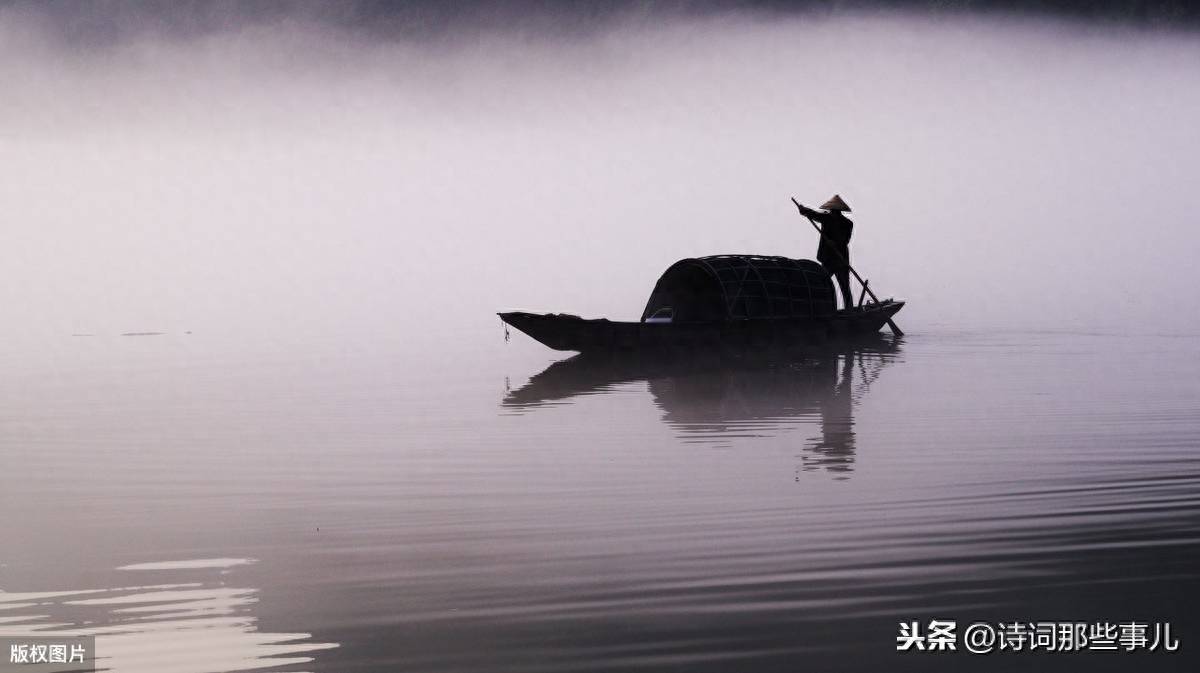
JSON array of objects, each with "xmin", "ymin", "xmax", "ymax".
[{"xmin": 2, "ymin": 6, "xmax": 1198, "ymax": 356}]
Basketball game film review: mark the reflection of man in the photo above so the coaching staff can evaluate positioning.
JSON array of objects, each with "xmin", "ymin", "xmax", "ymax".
[
  {"xmin": 796, "ymin": 194, "xmax": 855, "ymax": 311},
  {"xmin": 806, "ymin": 351, "xmax": 856, "ymax": 475}
]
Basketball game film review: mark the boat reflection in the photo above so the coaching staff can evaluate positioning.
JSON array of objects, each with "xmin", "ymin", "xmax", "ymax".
[
  {"xmin": 504, "ymin": 337, "xmax": 902, "ymax": 478},
  {"xmin": 0, "ymin": 558, "xmax": 336, "ymax": 673}
]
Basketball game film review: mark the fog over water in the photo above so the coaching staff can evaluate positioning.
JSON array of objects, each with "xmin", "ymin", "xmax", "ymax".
[
  {"xmin": 1, "ymin": 6, "xmax": 1198, "ymax": 361},
  {"xmin": 3, "ymin": 7, "xmax": 1200, "ymax": 673}
]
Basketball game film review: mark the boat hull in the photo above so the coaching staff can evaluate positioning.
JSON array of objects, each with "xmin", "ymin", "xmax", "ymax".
[{"xmin": 499, "ymin": 301, "xmax": 904, "ymax": 353}]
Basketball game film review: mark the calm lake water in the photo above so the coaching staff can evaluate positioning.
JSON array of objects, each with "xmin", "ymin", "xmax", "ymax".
[{"xmin": 2, "ymin": 328, "xmax": 1198, "ymax": 672}]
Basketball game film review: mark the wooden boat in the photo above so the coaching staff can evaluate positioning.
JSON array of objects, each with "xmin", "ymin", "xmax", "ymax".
[{"xmin": 499, "ymin": 255, "xmax": 904, "ymax": 353}]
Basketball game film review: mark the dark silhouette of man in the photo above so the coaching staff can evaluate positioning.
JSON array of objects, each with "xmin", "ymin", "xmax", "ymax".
[{"xmin": 797, "ymin": 194, "xmax": 855, "ymax": 311}]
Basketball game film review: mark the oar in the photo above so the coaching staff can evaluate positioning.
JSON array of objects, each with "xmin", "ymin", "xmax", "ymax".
[{"xmin": 790, "ymin": 197, "xmax": 903, "ymax": 336}]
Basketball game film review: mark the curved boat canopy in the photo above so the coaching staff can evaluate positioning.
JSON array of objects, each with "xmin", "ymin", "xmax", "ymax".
[{"xmin": 641, "ymin": 255, "xmax": 836, "ymax": 322}]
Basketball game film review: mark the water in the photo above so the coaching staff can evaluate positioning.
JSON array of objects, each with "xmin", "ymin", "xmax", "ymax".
[{"xmin": 2, "ymin": 328, "xmax": 1198, "ymax": 671}]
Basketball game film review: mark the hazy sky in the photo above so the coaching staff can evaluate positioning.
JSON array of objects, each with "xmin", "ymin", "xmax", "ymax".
[{"xmin": 2, "ymin": 4, "xmax": 1198, "ymax": 352}]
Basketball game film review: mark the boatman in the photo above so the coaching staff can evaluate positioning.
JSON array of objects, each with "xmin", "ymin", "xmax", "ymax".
[{"xmin": 796, "ymin": 194, "xmax": 855, "ymax": 311}]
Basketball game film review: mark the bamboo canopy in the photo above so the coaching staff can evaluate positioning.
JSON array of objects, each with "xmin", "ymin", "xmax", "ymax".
[{"xmin": 641, "ymin": 255, "xmax": 836, "ymax": 322}]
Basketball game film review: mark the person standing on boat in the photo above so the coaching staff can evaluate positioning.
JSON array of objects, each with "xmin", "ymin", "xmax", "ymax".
[{"xmin": 797, "ymin": 194, "xmax": 855, "ymax": 311}]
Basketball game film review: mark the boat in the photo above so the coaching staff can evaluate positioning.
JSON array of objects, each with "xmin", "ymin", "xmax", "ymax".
[{"xmin": 499, "ymin": 254, "xmax": 904, "ymax": 353}]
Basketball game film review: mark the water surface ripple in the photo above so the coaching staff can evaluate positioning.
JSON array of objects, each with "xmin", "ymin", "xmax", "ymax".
[{"xmin": 1, "ymin": 332, "xmax": 1197, "ymax": 671}]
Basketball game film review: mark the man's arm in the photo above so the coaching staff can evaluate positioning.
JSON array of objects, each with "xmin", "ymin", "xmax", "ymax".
[{"xmin": 796, "ymin": 203, "xmax": 824, "ymax": 221}]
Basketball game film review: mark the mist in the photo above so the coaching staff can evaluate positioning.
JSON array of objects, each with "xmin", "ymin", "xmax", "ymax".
[{"xmin": 2, "ymin": 6, "xmax": 1198, "ymax": 358}]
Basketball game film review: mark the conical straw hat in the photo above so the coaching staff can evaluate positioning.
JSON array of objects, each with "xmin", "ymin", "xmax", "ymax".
[{"xmin": 820, "ymin": 194, "xmax": 851, "ymax": 212}]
